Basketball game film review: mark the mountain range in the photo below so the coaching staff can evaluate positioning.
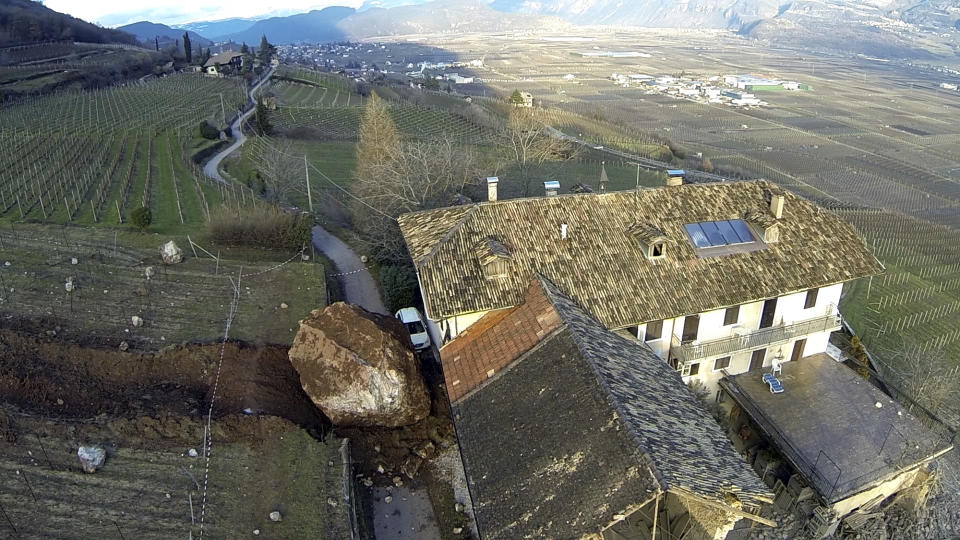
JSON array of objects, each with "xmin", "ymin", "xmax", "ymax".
[{"xmin": 117, "ymin": 21, "xmax": 213, "ymax": 50}]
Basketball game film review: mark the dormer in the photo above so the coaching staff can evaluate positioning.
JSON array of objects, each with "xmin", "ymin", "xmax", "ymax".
[
  {"xmin": 627, "ymin": 222, "xmax": 668, "ymax": 260},
  {"xmin": 475, "ymin": 237, "xmax": 512, "ymax": 279},
  {"xmin": 745, "ymin": 209, "xmax": 780, "ymax": 243}
]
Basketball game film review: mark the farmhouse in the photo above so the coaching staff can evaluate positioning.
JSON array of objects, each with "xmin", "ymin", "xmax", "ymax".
[
  {"xmin": 203, "ymin": 51, "xmax": 243, "ymax": 76},
  {"xmin": 399, "ymin": 178, "xmax": 953, "ymax": 535}
]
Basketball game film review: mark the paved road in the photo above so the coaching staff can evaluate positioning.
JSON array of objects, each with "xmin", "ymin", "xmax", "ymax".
[
  {"xmin": 202, "ymin": 65, "xmax": 276, "ymax": 183},
  {"xmin": 312, "ymin": 226, "xmax": 389, "ymax": 315},
  {"xmin": 546, "ymin": 126, "xmax": 729, "ymax": 184}
]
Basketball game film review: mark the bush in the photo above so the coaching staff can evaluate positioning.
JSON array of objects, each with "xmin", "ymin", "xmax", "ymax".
[
  {"xmin": 130, "ymin": 206, "xmax": 152, "ymax": 231},
  {"xmin": 207, "ymin": 206, "xmax": 312, "ymax": 251},
  {"xmin": 199, "ymin": 121, "xmax": 219, "ymax": 140},
  {"xmin": 379, "ymin": 264, "xmax": 418, "ymax": 313}
]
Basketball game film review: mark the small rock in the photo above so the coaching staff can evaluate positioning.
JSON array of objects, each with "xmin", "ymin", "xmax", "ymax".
[
  {"xmin": 374, "ymin": 445, "xmax": 381, "ymax": 453},
  {"xmin": 363, "ymin": 477, "xmax": 373, "ymax": 487},
  {"xmin": 384, "ymin": 496, "xmax": 393, "ymax": 504},
  {"xmin": 392, "ymin": 476, "xmax": 403, "ymax": 487},
  {"xmin": 3, "ymin": 261, "xmax": 9, "ymax": 266},
  {"xmin": 253, "ymin": 530, "xmax": 260, "ymax": 536},
  {"xmin": 401, "ymin": 456, "xmax": 423, "ymax": 479},
  {"xmin": 360, "ymin": 255, "xmax": 368, "ymax": 263},
  {"xmin": 188, "ymin": 448, "xmax": 198, "ymax": 457},
  {"xmin": 118, "ymin": 341, "xmax": 129, "ymax": 352},
  {"xmin": 77, "ymin": 446, "xmax": 106, "ymax": 473},
  {"xmin": 165, "ymin": 493, "xmax": 171, "ymax": 499},
  {"xmin": 327, "ymin": 497, "xmax": 338, "ymax": 507},
  {"xmin": 328, "ymin": 460, "xmax": 334, "ymax": 467},
  {"xmin": 269, "ymin": 511, "xmax": 282, "ymax": 522},
  {"xmin": 280, "ymin": 302, "xmax": 289, "ymax": 309},
  {"xmin": 56, "ymin": 398, "xmax": 64, "ymax": 405},
  {"xmin": 301, "ymin": 254, "xmax": 310, "ymax": 261},
  {"xmin": 131, "ymin": 316, "xmax": 143, "ymax": 327},
  {"xmin": 453, "ymin": 527, "xmax": 463, "ymax": 535},
  {"xmin": 70, "ymin": 257, "xmax": 78, "ymax": 265},
  {"xmin": 377, "ymin": 464, "xmax": 385, "ymax": 474},
  {"xmin": 160, "ymin": 241, "xmax": 184, "ymax": 264},
  {"xmin": 64, "ymin": 278, "xmax": 74, "ymax": 292},
  {"xmin": 144, "ymin": 266, "xmax": 155, "ymax": 279},
  {"xmin": 455, "ymin": 502, "xmax": 465, "ymax": 513}
]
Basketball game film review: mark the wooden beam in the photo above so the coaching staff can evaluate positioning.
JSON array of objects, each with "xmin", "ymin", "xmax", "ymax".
[
  {"xmin": 651, "ymin": 493, "xmax": 660, "ymax": 540},
  {"xmin": 669, "ymin": 487, "xmax": 778, "ymax": 528}
]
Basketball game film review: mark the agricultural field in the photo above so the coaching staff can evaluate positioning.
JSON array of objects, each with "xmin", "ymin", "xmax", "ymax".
[
  {"xmin": 0, "ymin": 72, "xmax": 255, "ymax": 233},
  {"xmin": 0, "ymin": 223, "xmax": 325, "ymax": 348}
]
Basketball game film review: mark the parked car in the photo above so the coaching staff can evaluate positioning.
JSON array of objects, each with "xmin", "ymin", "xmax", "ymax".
[{"xmin": 395, "ymin": 307, "xmax": 431, "ymax": 350}]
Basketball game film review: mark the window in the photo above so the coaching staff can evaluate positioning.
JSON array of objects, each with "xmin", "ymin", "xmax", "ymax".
[
  {"xmin": 724, "ymin": 305, "xmax": 740, "ymax": 326},
  {"xmin": 714, "ymin": 356, "xmax": 731, "ymax": 371},
  {"xmin": 805, "ymin": 288, "xmax": 819, "ymax": 309},
  {"xmin": 685, "ymin": 219, "xmax": 755, "ymax": 249},
  {"xmin": 484, "ymin": 258, "xmax": 509, "ymax": 279},
  {"xmin": 688, "ymin": 362, "xmax": 700, "ymax": 376},
  {"xmin": 651, "ymin": 243, "xmax": 665, "ymax": 257},
  {"xmin": 682, "ymin": 315, "xmax": 699, "ymax": 343},
  {"xmin": 645, "ymin": 320, "xmax": 663, "ymax": 342}
]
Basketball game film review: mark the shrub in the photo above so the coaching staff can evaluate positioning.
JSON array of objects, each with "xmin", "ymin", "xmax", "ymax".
[
  {"xmin": 207, "ymin": 206, "xmax": 312, "ymax": 251},
  {"xmin": 199, "ymin": 121, "xmax": 219, "ymax": 140},
  {"xmin": 130, "ymin": 206, "xmax": 152, "ymax": 231},
  {"xmin": 379, "ymin": 264, "xmax": 418, "ymax": 313}
]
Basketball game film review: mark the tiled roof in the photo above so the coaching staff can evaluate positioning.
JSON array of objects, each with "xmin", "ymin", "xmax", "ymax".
[
  {"xmin": 399, "ymin": 180, "xmax": 883, "ymax": 328},
  {"xmin": 540, "ymin": 278, "xmax": 773, "ymax": 505},
  {"xmin": 453, "ymin": 330, "xmax": 660, "ymax": 539}
]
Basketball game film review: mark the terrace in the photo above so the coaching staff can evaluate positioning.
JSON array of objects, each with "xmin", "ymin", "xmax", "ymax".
[
  {"xmin": 720, "ymin": 354, "xmax": 954, "ymax": 504},
  {"xmin": 671, "ymin": 310, "xmax": 842, "ymax": 363}
]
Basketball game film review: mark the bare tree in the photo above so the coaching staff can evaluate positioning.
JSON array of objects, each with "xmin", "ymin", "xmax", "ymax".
[
  {"xmin": 258, "ymin": 139, "xmax": 302, "ymax": 205},
  {"xmin": 499, "ymin": 107, "xmax": 577, "ymax": 196}
]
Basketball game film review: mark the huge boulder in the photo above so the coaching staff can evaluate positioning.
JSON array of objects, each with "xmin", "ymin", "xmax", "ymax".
[
  {"xmin": 160, "ymin": 241, "xmax": 183, "ymax": 264},
  {"xmin": 288, "ymin": 302, "xmax": 430, "ymax": 427}
]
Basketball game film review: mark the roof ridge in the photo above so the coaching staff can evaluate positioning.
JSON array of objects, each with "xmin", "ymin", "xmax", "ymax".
[{"xmin": 416, "ymin": 204, "xmax": 479, "ymax": 266}]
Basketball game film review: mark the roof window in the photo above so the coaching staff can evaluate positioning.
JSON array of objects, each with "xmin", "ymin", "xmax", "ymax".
[{"xmin": 685, "ymin": 219, "xmax": 755, "ymax": 249}]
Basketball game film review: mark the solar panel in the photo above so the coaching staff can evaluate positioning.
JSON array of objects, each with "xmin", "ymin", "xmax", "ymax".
[{"xmin": 686, "ymin": 219, "xmax": 755, "ymax": 248}]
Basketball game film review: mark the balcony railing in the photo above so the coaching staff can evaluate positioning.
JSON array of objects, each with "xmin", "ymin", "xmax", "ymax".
[{"xmin": 671, "ymin": 308, "xmax": 842, "ymax": 364}]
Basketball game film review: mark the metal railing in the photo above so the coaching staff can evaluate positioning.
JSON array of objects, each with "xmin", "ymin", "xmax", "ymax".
[{"xmin": 672, "ymin": 307, "xmax": 842, "ymax": 364}]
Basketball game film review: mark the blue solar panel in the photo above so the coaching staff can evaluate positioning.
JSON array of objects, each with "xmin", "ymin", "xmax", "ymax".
[{"xmin": 686, "ymin": 219, "xmax": 755, "ymax": 248}]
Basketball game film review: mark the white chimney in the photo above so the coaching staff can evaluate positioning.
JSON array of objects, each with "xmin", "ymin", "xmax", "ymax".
[
  {"xmin": 487, "ymin": 176, "xmax": 499, "ymax": 202},
  {"xmin": 770, "ymin": 194, "xmax": 785, "ymax": 219},
  {"xmin": 544, "ymin": 180, "xmax": 560, "ymax": 197},
  {"xmin": 561, "ymin": 223, "xmax": 568, "ymax": 239}
]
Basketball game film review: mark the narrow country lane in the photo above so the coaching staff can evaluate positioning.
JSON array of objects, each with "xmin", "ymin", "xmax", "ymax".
[{"xmin": 312, "ymin": 226, "xmax": 389, "ymax": 315}]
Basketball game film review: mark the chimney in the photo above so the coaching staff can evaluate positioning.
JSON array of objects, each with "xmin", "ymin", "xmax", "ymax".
[
  {"xmin": 598, "ymin": 162, "xmax": 609, "ymax": 193},
  {"xmin": 544, "ymin": 180, "xmax": 560, "ymax": 197},
  {"xmin": 561, "ymin": 223, "xmax": 568, "ymax": 239},
  {"xmin": 770, "ymin": 194, "xmax": 785, "ymax": 219},
  {"xmin": 487, "ymin": 176, "xmax": 499, "ymax": 202},
  {"xmin": 666, "ymin": 169, "xmax": 685, "ymax": 187}
]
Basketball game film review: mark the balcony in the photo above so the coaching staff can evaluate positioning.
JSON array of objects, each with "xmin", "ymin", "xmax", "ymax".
[{"xmin": 671, "ymin": 309, "xmax": 842, "ymax": 364}]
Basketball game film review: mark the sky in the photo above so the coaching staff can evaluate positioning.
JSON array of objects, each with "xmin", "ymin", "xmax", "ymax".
[{"xmin": 43, "ymin": 0, "xmax": 366, "ymax": 27}]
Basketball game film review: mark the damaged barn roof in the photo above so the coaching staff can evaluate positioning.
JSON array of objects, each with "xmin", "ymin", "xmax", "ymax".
[
  {"xmin": 452, "ymin": 279, "xmax": 772, "ymax": 539},
  {"xmin": 398, "ymin": 180, "xmax": 882, "ymax": 328}
]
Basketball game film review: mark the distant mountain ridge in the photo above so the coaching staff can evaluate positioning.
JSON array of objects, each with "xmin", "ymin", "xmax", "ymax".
[
  {"xmin": 117, "ymin": 21, "xmax": 213, "ymax": 49},
  {"xmin": 0, "ymin": 0, "xmax": 137, "ymax": 46}
]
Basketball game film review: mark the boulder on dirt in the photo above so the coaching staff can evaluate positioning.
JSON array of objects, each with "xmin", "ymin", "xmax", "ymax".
[
  {"xmin": 160, "ymin": 241, "xmax": 183, "ymax": 264},
  {"xmin": 288, "ymin": 302, "xmax": 430, "ymax": 427},
  {"xmin": 131, "ymin": 316, "xmax": 143, "ymax": 327},
  {"xmin": 77, "ymin": 445, "xmax": 106, "ymax": 473},
  {"xmin": 269, "ymin": 511, "xmax": 282, "ymax": 522}
]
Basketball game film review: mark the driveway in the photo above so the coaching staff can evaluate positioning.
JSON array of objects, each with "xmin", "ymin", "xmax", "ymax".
[
  {"xmin": 203, "ymin": 65, "xmax": 276, "ymax": 184},
  {"xmin": 312, "ymin": 226, "xmax": 388, "ymax": 315}
]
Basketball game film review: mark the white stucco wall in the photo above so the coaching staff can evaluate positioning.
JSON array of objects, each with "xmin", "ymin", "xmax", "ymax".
[
  {"xmin": 633, "ymin": 283, "xmax": 846, "ymax": 394},
  {"xmin": 431, "ymin": 310, "xmax": 490, "ymax": 347}
]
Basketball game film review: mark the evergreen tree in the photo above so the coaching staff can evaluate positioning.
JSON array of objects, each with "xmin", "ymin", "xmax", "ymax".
[
  {"xmin": 509, "ymin": 89, "xmax": 524, "ymax": 105},
  {"xmin": 240, "ymin": 42, "xmax": 249, "ymax": 54},
  {"xmin": 253, "ymin": 97, "xmax": 272, "ymax": 136},
  {"xmin": 182, "ymin": 32, "xmax": 192, "ymax": 63},
  {"xmin": 258, "ymin": 35, "xmax": 275, "ymax": 65}
]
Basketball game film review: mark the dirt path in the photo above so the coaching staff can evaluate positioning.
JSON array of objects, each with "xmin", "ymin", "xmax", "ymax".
[
  {"xmin": 312, "ymin": 226, "xmax": 388, "ymax": 315},
  {"xmin": 203, "ymin": 65, "xmax": 276, "ymax": 184}
]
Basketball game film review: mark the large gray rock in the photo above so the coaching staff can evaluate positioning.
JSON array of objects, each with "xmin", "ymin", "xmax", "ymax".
[
  {"xmin": 288, "ymin": 302, "xmax": 430, "ymax": 427},
  {"xmin": 160, "ymin": 241, "xmax": 183, "ymax": 264},
  {"xmin": 77, "ymin": 445, "xmax": 106, "ymax": 473}
]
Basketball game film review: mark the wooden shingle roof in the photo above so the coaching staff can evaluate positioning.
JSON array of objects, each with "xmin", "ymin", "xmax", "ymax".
[{"xmin": 399, "ymin": 180, "xmax": 882, "ymax": 328}]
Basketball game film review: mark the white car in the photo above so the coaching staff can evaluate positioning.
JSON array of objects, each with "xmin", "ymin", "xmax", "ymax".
[{"xmin": 396, "ymin": 308, "xmax": 431, "ymax": 351}]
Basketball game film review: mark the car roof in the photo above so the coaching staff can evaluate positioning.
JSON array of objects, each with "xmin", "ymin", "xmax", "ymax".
[{"xmin": 395, "ymin": 307, "xmax": 421, "ymax": 322}]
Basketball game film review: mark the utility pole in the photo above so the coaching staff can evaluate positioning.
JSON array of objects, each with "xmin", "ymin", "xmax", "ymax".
[
  {"xmin": 304, "ymin": 155, "xmax": 313, "ymax": 213},
  {"xmin": 219, "ymin": 93, "xmax": 226, "ymax": 127}
]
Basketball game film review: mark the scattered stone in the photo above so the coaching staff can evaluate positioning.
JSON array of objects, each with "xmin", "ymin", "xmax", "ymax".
[
  {"xmin": 384, "ymin": 496, "xmax": 393, "ymax": 504},
  {"xmin": 360, "ymin": 255, "xmax": 368, "ymax": 263},
  {"xmin": 165, "ymin": 493, "xmax": 171, "ymax": 499},
  {"xmin": 269, "ymin": 511, "xmax": 282, "ymax": 522},
  {"xmin": 3, "ymin": 261, "xmax": 9, "ymax": 267},
  {"xmin": 56, "ymin": 398, "xmax": 64, "ymax": 405},
  {"xmin": 64, "ymin": 277, "xmax": 74, "ymax": 292},
  {"xmin": 287, "ymin": 303, "xmax": 430, "ymax": 427},
  {"xmin": 301, "ymin": 254, "xmax": 310, "ymax": 261},
  {"xmin": 363, "ymin": 477, "xmax": 373, "ymax": 487},
  {"xmin": 253, "ymin": 530, "xmax": 260, "ymax": 536},
  {"xmin": 453, "ymin": 527, "xmax": 463, "ymax": 535},
  {"xmin": 280, "ymin": 302, "xmax": 289, "ymax": 309},
  {"xmin": 70, "ymin": 257, "xmax": 78, "ymax": 265},
  {"xmin": 401, "ymin": 455, "xmax": 423, "ymax": 480},
  {"xmin": 188, "ymin": 448, "xmax": 198, "ymax": 457},
  {"xmin": 393, "ymin": 476, "xmax": 403, "ymax": 487},
  {"xmin": 328, "ymin": 460, "xmax": 334, "ymax": 467},
  {"xmin": 131, "ymin": 316, "xmax": 143, "ymax": 327},
  {"xmin": 377, "ymin": 464, "xmax": 385, "ymax": 475},
  {"xmin": 118, "ymin": 341, "xmax": 129, "ymax": 352},
  {"xmin": 77, "ymin": 445, "xmax": 106, "ymax": 473},
  {"xmin": 327, "ymin": 497, "xmax": 338, "ymax": 507},
  {"xmin": 414, "ymin": 442, "xmax": 437, "ymax": 460},
  {"xmin": 160, "ymin": 241, "xmax": 184, "ymax": 264},
  {"xmin": 455, "ymin": 502, "xmax": 465, "ymax": 513},
  {"xmin": 374, "ymin": 444, "xmax": 381, "ymax": 453},
  {"xmin": 144, "ymin": 266, "xmax": 155, "ymax": 279}
]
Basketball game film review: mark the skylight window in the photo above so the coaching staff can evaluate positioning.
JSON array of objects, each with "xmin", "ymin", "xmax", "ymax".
[{"xmin": 685, "ymin": 220, "xmax": 755, "ymax": 248}]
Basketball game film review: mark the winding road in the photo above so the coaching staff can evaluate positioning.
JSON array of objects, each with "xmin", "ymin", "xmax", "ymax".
[
  {"xmin": 203, "ymin": 65, "xmax": 276, "ymax": 183},
  {"xmin": 200, "ymin": 66, "xmax": 388, "ymax": 315}
]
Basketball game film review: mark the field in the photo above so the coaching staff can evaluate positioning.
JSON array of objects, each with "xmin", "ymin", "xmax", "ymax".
[
  {"xmin": 0, "ymin": 72, "xmax": 255, "ymax": 233},
  {"xmin": 0, "ymin": 223, "xmax": 325, "ymax": 348}
]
